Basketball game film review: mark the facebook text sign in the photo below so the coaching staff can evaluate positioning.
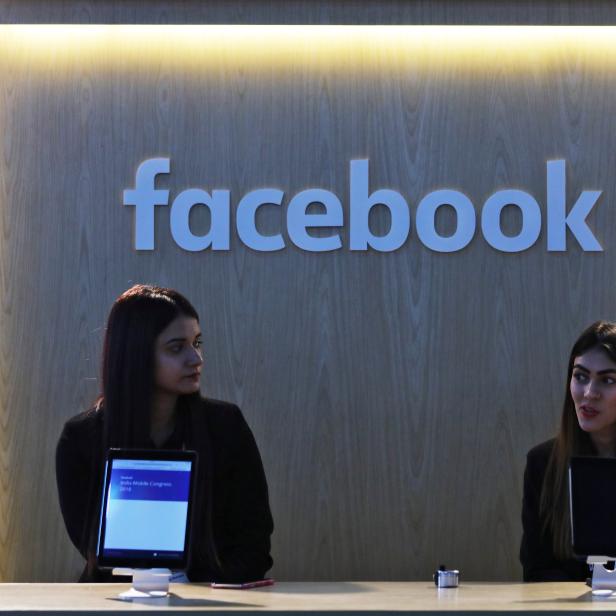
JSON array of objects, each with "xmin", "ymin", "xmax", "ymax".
[{"xmin": 124, "ymin": 159, "xmax": 602, "ymax": 253}]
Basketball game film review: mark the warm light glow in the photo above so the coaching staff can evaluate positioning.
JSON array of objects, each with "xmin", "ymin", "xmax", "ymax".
[{"xmin": 1, "ymin": 25, "xmax": 616, "ymax": 75}]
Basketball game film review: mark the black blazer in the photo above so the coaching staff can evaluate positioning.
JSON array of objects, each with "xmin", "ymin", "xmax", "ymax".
[
  {"xmin": 520, "ymin": 439, "xmax": 588, "ymax": 582},
  {"xmin": 56, "ymin": 397, "xmax": 273, "ymax": 583}
]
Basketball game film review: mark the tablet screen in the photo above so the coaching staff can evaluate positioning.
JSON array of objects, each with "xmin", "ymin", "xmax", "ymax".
[
  {"xmin": 569, "ymin": 456, "xmax": 616, "ymax": 557},
  {"xmin": 97, "ymin": 449, "xmax": 197, "ymax": 569}
]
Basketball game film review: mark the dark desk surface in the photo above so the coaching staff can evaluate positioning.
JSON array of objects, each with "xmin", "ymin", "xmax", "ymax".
[{"xmin": 0, "ymin": 581, "xmax": 613, "ymax": 615}]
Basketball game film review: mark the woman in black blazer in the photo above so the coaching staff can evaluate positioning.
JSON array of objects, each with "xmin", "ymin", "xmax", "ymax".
[
  {"xmin": 56, "ymin": 284, "xmax": 273, "ymax": 582},
  {"xmin": 520, "ymin": 321, "xmax": 616, "ymax": 581}
]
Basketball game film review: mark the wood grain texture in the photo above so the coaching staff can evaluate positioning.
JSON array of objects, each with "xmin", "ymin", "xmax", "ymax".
[
  {"xmin": 0, "ymin": 582, "xmax": 605, "ymax": 614},
  {"xmin": 2, "ymin": 1, "xmax": 616, "ymax": 25},
  {"xmin": 2, "ymin": 3, "xmax": 616, "ymax": 583}
]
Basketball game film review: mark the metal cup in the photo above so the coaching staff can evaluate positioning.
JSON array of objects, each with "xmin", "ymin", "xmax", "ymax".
[{"xmin": 434, "ymin": 568, "xmax": 459, "ymax": 588}]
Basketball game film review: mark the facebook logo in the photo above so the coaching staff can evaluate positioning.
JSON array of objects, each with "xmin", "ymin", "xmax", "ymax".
[{"xmin": 124, "ymin": 158, "xmax": 603, "ymax": 254}]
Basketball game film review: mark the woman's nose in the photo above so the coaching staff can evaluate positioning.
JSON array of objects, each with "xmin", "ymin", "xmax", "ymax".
[
  {"xmin": 584, "ymin": 382, "xmax": 601, "ymax": 399},
  {"xmin": 187, "ymin": 347, "xmax": 203, "ymax": 366}
]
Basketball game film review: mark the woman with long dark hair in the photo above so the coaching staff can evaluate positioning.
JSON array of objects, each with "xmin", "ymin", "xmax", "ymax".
[
  {"xmin": 520, "ymin": 320, "xmax": 616, "ymax": 581},
  {"xmin": 56, "ymin": 284, "xmax": 273, "ymax": 582}
]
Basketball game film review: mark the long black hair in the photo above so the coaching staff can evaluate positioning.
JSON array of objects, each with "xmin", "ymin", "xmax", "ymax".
[
  {"xmin": 541, "ymin": 320, "xmax": 616, "ymax": 558},
  {"xmin": 100, "ymin": 283, "xmax": 199, "ymax": 448}
]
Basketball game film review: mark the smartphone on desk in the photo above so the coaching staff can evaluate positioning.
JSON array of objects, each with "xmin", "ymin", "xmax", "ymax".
[{"xmin": 211, "ymin": 578, "xmax": 275, "ymax": 589}]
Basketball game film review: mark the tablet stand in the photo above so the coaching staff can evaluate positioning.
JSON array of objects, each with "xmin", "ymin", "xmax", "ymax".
[
  {"xmin": 112, "ymin": 568, "xmax": 172, "ymax": 600},
  {"xmin": 587, "ymin": 556, "xmax": 616, "ymax": 597}
]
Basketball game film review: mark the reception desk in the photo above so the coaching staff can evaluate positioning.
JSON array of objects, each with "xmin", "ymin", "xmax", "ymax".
[{"xmin": 0, "ymin": 582, "xmax": 613, "ymax": 615}]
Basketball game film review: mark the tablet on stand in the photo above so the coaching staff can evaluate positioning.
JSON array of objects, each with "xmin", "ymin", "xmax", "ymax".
[
  {"xmin": 569, "ymin": 457, "xmax": 616, "ymax": 597},
  {"xmin": 96, "ymin": 449, "xmax": 198, "ymax": 600}
]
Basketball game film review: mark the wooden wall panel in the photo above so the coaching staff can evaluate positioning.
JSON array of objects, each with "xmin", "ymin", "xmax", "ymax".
[
  {"xmin": 2, "ymin": 0, "xmax": 616, "ymax": 25},
  {"xmin": 1, "ymin": 3, "xmax": 616, "ymax": 583}
]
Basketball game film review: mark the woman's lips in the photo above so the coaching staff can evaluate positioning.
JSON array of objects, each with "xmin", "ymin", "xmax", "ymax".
[{"xmin": 580, "ymin": 405, "xmax": 599, "ymax": 419}]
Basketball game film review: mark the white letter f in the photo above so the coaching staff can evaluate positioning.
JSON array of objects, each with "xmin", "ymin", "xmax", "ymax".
[{"xmin": 123, "ymin": 158, "xmax": 170, "ymax": 250}]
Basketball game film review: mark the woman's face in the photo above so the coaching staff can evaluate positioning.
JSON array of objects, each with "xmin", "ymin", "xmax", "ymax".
[
  {"xmin": 154, "ymin": 315, "xmax": 203, "ymax": 397},
  {"xmin": 570, "ymin": 347, "xmax": 616, "ymax": 439}
]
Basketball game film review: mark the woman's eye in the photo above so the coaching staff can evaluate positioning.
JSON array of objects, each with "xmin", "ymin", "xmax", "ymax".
[
  {"xmin": 604, "ymin": 377, "xmax": 616, "ymax": 385},
  {"xmin": 194, "ymin": 339, "xmax": 203, "ymax": 349},
  {"xmin": 169, "ymin": 345, "xmax": 182, "ymax": 354},
  {"xmin": 573, "ymin": 372, "xmax": 588, "ymax": 383}
]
